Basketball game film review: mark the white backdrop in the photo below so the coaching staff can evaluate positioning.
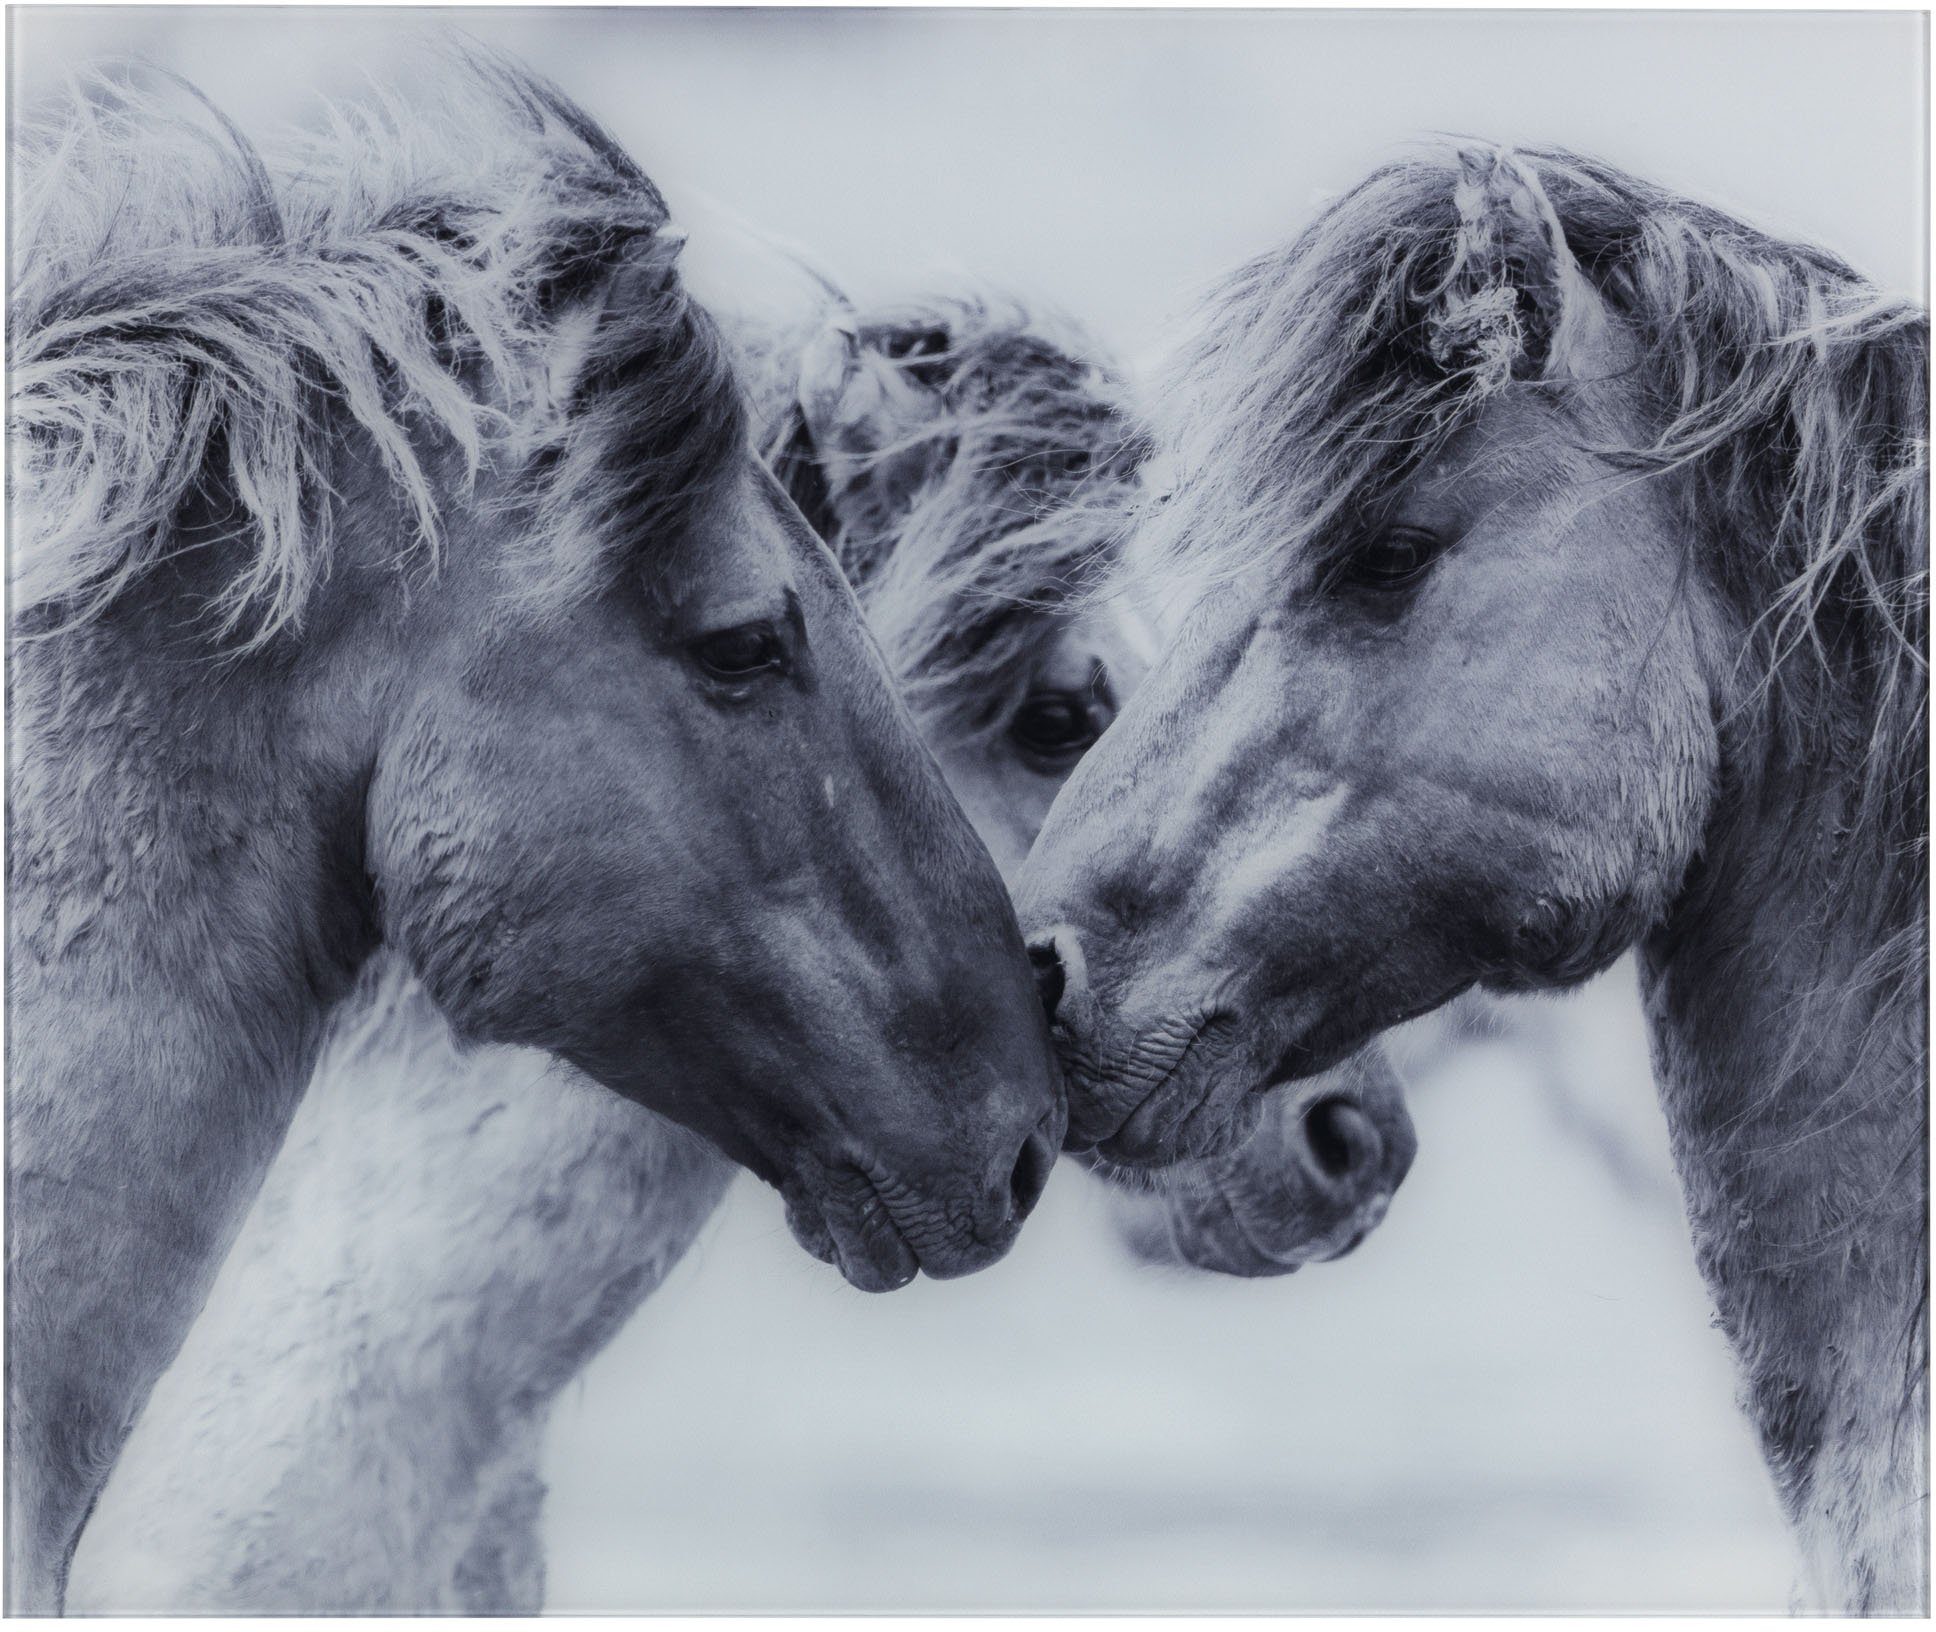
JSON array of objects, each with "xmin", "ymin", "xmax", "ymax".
[{"xmin": 11, "ymin": 5, "xmax": 1925, "ymax": 1611}]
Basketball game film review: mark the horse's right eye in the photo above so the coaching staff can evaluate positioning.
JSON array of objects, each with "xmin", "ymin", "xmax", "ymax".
[
  {"xmin": 690, "ymin": 623, "xmax": 784, "ymax": 681},
  {"xmin": 1009, "ymin": 690, "xmax": 1110, "ymax": 770},
  {"xmin": 1338, "ymin": 526, "xmax": 1445, "ymax": 592}
]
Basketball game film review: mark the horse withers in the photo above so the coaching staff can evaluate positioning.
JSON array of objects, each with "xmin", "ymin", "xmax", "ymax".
[
  {"xmin": 7, "ymin": 61, "xmax": 1059, "ymax": 1610},
  {"xmin": 1020, "ymin": 145, "xmax": 1926, "ymax": 1611}
]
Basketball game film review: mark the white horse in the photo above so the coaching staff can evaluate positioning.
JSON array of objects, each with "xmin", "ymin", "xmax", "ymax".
[{"xmin": 1018, "ymin": 145, "xmax": 1927, "ymax": 1613}]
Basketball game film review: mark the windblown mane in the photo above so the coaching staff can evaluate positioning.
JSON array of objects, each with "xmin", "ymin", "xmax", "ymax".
[
  {"xmin": 1148, "ymin": 141, "xmax": 1927, "ymax": 1038},
  {"xmin": 9, "ymin": 51, "xmax": 744, "ymax": 645},
  {"xmin": 738, "ymin": 296, "xmax": 1150, "ymax": 745}
]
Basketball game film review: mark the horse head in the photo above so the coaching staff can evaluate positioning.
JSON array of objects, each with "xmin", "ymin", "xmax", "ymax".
[
  {"xmin": 759, "ymin": 297, "xmax": 1156, "ymax": 880},
  {"xmin": 1018, "ymin": 146, "xmax": 1725, "ymax": 1165},
  {"xmin": 363, "ymin": 231, "xmax": 1073, "ymax": 1291},
  {"xmin": 8, "ymin": 63, "xmax": 1067, "ymax": 1296}
]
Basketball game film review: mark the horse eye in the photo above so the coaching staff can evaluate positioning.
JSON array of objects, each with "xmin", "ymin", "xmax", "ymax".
[
  {"xmin": 690, "ymin": 623, "xmax": 784, "ymax": 681},
  {"xmin": 1009, "ymin": 691, "xmax": 1107, "ymax": 767},
  {"xmin": 1340, "ymin": 527, "xmax": 1444, "ymax": 591}
]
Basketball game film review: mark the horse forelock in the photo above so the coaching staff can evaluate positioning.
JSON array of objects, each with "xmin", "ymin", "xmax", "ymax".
[
  {"xmin": 1151, "ymin": 141, "xmax": 1927, "ymax": 1001},
  {"xmin": 1138, "ymin": 157, "xmax": 1484, "ymax": 601},
  {"xmin": 509, "ymin": 249, "xmax": 746, "ymax": 619},
  {"xmin": 8, "ymin": 47, "xmax": 739, "ymax": 648}
]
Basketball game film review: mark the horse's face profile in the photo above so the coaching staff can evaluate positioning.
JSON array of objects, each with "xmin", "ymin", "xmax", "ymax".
[
  {"xmin": 1022, "ymin": 150, "xmax": 1719, "ymax": 1164},
  {"xmin": 370, "ymin": 277, "xmax": 1061, "ymax": 1295}
]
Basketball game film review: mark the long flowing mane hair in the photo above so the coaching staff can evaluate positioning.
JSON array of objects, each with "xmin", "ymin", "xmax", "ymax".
[
  {"xmin": 738, "ymin": 296, "xmax": 1150, "ymax": 747},
  {"xmin": 1147, "ymin": 142, "xmax": 1927, "ymax": 1075},
  {"xmin": 9, "ymin": 50, "xmax": 744, "ymax": 650}
]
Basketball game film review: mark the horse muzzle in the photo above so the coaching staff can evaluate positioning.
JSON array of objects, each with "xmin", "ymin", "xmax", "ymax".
[
  {"xmin": 1105, "ymin": 1068, "xmax": 1418, "ymax": 1277},
  {"xmin": 781, "ymin": 1108, "xmax": 1062, "ymax": 1292},
  {"xmin": 1028, "ymin": 925, "xmax": 1260, "ymax": 1165}
]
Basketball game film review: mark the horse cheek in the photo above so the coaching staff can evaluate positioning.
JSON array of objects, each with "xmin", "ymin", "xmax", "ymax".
[{"xmin": 364, "ymin": 723, "xmax": 519, "ymax": 1041}]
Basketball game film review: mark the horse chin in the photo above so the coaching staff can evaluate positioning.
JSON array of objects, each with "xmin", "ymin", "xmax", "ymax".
[
  {"xmin": 1093, "ymin": 1156, "xmax": 1303, "ymax": 1277},
  {"xmin": 792, "ymin": 1212, "xmax": 921, "ymax": 1296},
  {"xmin": 779, "ymin": 1165, "xmax": 924, "ymax": 1295},
  {"xmin": 1168, "ymin": 1189, "xmax": 1311, "ymax": 1278},
  {"xmin": 1118, "ymin": 1169, "xmax": 1389, "ymax": 1280}
]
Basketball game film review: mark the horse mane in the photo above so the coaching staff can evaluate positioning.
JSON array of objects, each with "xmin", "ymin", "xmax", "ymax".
[
  {"xmin": 9, "ymin": 49, "xmax": 743, "ymax": 646},
  {"xmin": 737, "ymin": 294, "xmax": 1150, "ymax": 745},
  {"xmin": 1149, "ymin": 140, "xmax": 1927, "ymax": 1024}
]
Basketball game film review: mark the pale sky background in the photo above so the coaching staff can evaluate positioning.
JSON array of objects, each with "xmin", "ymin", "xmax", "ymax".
[
  {"xmin": 11, "ymin": 6, "xmax": 1928, "ymax": 359},
  {"xmin": 12, "ymin": 6, "xmax": 1926, "ymax": 1613}
]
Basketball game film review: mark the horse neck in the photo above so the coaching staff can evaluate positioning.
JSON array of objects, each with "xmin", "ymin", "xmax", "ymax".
[
  {"xmin": 9, "ymin": 582, "xmax": 385, "ymax": 1167},
  {"xmin": 1639, "ymin": 702, "xmax": 1926, "ymax": 1604},
  {"xmin": 12, "ymin": 582, "xmax": 384, "ymax": 1103},
  {"xmin": 7, "ymin": 498, "xmax": 390, "ymax": 1596}
]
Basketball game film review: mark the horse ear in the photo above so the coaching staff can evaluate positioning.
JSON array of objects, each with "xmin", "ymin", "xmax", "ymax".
[
  {"xmin": 761, "ymin": 396, "xmax": 841, "ymax": 544},
  {"xmin": 1428, "ymin": 147, "xmax": 1604, "ymax": 385},
  {"xmin": 793, "ymin": 314, "xmax": 944, "ymax": 457},
  {"xmin": 794, "ymin": 319, "xmax": 863, "ymax": 444}
]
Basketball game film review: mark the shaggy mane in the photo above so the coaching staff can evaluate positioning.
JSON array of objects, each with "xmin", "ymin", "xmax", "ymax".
[
  {"xmin": 1147, "ymin": 140, "xmax": 1927, "ymax": 1049},
  {"xmin": 738, "ymin": 295, "xmax": 1150, "ymax": 746},
  {"xmin": 9, "ymin": 50, "xmax": 744, "ymax": 645}
]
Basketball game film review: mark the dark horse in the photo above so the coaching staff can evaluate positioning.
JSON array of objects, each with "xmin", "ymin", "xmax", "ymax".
[
  {"xmin": 1022, "ymin": 147, "xmax": 1926, "ymax": 1610},
  {"xmin": 8, "ymin": 61, "xmax": 1059, "ymax": 1609}
]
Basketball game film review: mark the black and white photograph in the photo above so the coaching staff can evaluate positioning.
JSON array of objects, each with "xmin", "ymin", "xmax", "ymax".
[{"xmin": 5, "ymin": 2, "xmax": 1928, "ymax": 1617}]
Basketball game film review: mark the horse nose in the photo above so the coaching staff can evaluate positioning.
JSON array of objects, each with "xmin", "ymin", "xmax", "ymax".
[
  {"xmin": 1005, "ymin": 1108, "xmax": 1060, "ymax": 1224},
  {"xmin": 1295, "ymin": 1093, "xmax": 1415, "ymax": 1253},
  {"xmin": 1301, "ymin": 1095, "xmax": 1381, "ymax": 1182},
  {"xmin": 928, "ymin": 1109, "xmax": 1062, "ymax": 1279},
  {"xmin": 1028, "ymin": 935, "xmax": 1065, "ymax": 1025},
  {"xmin": 1027, "ymin": 923, "xmax": 1093, "ymax": 1031}
]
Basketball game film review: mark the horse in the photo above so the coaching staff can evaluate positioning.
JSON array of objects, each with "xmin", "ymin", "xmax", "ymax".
[
  {"xmin": 69, "ymin": 286, "xmax": 1415, "ymax": 1612},
  {"xmin": 1019, "ymin": 144, "xmax": 1927, "ymax": 1611},
  {"xmin": 7, "ymin": 60, "xmax": 1065, "ymax": 1611}
]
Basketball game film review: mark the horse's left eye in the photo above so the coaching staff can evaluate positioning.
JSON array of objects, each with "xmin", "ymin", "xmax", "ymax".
[
  {"xmin": 1340, "ymin": 527, "xmax": 1444, "ymax": 591},
  {"xmin": 690, "ymin": 623, "xmax": 784, "ymax": 681},
  {"xmin": 1010, "ymin": 691, "xmax": 1108, "ymax": 768}
]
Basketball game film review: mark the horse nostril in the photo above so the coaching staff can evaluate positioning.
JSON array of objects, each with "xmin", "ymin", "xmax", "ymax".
[
  {"xmin": 1302, "ymin": 1095, "xmax": 1379, "ymax": 1182},
  {"xmin": 1008, "ymin": 1123, "xmax": 1056, "ymax": 1221},
  {"xmin": 1027, "ymin": 936, "xmax": 1065, "ymax": 1025}
]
